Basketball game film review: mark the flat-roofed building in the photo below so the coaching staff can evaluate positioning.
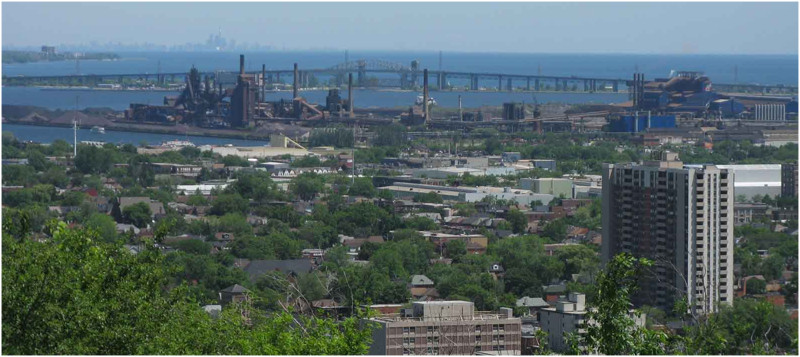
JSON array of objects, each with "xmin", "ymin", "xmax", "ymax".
[
  {"xmin": 539, "ymin": 293, "xmax": 644, "ymax": 353},
  {"xmin": 602, "ymin": 153, "xmax": 734, "ymax": 315},
  {"xmin": 689, "ymin": 164, "xmax": 781, "ymax": 200},
  {"xmin": 366, "ymin": 301, "xmax": 521, "ymax": 355},
  {"xmin": 520, "ymin": 178, "xmax": 573, "ymax": 198}
]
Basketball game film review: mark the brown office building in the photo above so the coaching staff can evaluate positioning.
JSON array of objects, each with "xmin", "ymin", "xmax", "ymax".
[{"xmin": 366, "ymin": 301, "xmax": 521, "ymax": 355}]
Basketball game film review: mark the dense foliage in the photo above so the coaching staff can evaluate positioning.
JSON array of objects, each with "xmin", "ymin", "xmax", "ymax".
[{"xmin": 1, "ymin": 222, "xmax": 375, "ymax": 355}]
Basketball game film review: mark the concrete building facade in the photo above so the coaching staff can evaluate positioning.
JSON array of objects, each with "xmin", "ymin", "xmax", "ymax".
[
  {"xmin": 602, "ymin": 154, "xmax": 734, "ymax": 315},
  {"xmin": 539, "ymin": 293, "xmax": 646, "ymax": 353},
  {"xmin": 366, "ymin": 301, "xmax": 521, "ymax": 355}
]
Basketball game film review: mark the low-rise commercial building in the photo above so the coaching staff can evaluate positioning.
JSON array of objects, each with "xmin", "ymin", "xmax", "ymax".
[
  {"xmin": 366, "ymin": 301, "xmax": 521, "ymax": 355},
  {"xmin": 520, "ymin": 178, "xmax": 573, "ymax": 198},
  {"xmin": 539, "ymin": 293, "xmax": 645, "ymax": 353}
]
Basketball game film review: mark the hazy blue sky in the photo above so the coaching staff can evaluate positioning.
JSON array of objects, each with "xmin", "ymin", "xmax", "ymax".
[{"xmin": 2, "ymin": 2, "xmax": 798, "ymax": 54}]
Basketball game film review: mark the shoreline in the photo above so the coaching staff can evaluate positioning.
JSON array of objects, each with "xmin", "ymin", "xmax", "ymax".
[{"xmin": 3, "ymin": 120, "xmax": 273, "ymax": 142}]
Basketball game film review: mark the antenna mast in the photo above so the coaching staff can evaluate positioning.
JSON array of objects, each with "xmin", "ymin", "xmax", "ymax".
[
  {"xmin": 352, "ymin": 121, "xmax": 356, "ymax": 184},
  {"xmin": 73, "ymin": 96, "xmax": 79, "ymax": 157}
]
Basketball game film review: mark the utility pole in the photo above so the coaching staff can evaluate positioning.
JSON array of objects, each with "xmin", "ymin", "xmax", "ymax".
[
  {"xmin": 352, "ymin": 121, "xmax": 356, "ymax": 184},
  {"xmin": 73, "ymin": 96, "xmax": 79, "ymax": 157}
]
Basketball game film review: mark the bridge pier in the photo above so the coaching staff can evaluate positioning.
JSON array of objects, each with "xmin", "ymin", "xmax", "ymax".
[
  {"xmin": 498, "ymin": 76, "xmax": 502, "ymax": 91},
  {"xmin": 526, "ymin": 77, "xmax": 531, "ymax": 91},
  {"xmin": 612, "ymin": 80, "xmax": 619, "ymax": 92},
  {"xmin": 506, "ymin": 78, "xmax": 513, "ymax": 91},
  {"xmin": 563, "ymin": 79, "xmax": 569, "ymax": 91},
  {"xmin": 470, "ymin": 75, "xmax": 478, "ymax": 91},
  {"xmin": 535, "ymin": 78, "xmax": 540, "ymax": 91}
]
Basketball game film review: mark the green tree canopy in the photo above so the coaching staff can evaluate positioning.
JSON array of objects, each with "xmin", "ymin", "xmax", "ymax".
[{"xmin": 123, "ymin": 202, "xmax": 152, "ymax": 228}]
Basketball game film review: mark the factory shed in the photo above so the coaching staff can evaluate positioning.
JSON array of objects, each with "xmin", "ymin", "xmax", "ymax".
[
  {"xmin": 609, "ymin": 115, "xmax": 676, "ymax": 133},
  {"xmin": 711, "ymin": 98, "xmax": 745, "ymax": 117}
]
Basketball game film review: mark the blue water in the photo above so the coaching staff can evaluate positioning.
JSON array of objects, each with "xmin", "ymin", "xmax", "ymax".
[
  {"xmin": 2, "ymin": 51, "xmax": 797, "ymax": 111},
  {"xmin": 3, "ymin": 51, "xmax": 798, "ymax": 85},
  {"xmin": 1, "ymin": 123, "xmax": 270, "ymax": 146}
]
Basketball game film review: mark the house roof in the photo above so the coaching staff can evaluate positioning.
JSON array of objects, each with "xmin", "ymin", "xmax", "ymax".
[
  {"xmin": 542, "ymin": 284, "xmax": 567, "ymax": 294},
  {"xmin": 220, "ymin": 284, "xmax": 250, "ymax": 294},
  {"xmin": 366, "ymin": 236, "xmax": 385, "ymax": 244},
  {"xmin": 244, "ymin": 259, "xmax": 314, "ymax": 282},
  {"xmin": 410, "ymin": 274, "xmax": 435, "ymax": 286},
  {"xmin": 119, "ymin": 196, "xmax": 150, "ymax": 208},
  {"xmin": 516, "ymin": 296, "xmax": 549, "ymax": 308}
]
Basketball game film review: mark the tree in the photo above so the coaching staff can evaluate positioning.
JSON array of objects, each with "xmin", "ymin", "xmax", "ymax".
[
  {"xmin": 74, "ymin": 145, "xmax": 113, "ymax": 174},
  {"xmin": 173, "ymin": 239, "xmax": 212, "ymax": 255},
  {"xmin": 290, "ymin": 173, "xmax": 325, "ymax": 201},
  {"xmin": 41, "ymin": 167, "xmax": 70, "ymax": 188},
  {"xmin": 542, "ymin": 218, "xmax": 567, "ymax": 241},
  {"xmin": 210, "ymin": 193, "xmax": 249, "ymax": 216},
  {"xmin": 575, "ymin": 253, "xmax": 672, "ymax": 355},
  {"xmin": 84, "ymin": 213, "xmax": 118, "ymax": 243},
  {"xmin": 2, "ymin": 164, "xmax": 37, "ymax": 186},
  {"xmin": 27, "ymin": 150, "xmax": 49, "ymax": 171},
  {"xmin": 506, "ymin": 209, "xmax": 528, "ymax": 234},
  {"xmin": 746, "ymin": 278, "xmax": 766, "ymax": 294},
  {"xmin": 128, "ymin": 154, "xmax": 155, "ymax": 187},
  {"xmin": 227, "ymin": 171, "xmax": 282, "ymax": 201},
  {"xmin": 444, "ymin": 239, "xmax": 467, "ymax": 260},
  {"xmin": 2, "ymin": 223, "xmax": 376, "ymax": 355},
  {"xmin": 123, "ymin": 202, "xmax": 152, "ymax": 228},
  {"xmin": 348, "ymin": 178, "xmax": 376, "ymax": 198},
  {"xmin": 683, "ymin": 298, "xmax": 797, "ymax": 354},
  {"xmin": 484, "ymin": 136, "xmax": 503, "ymax": 155},
  {"xmin": 555, "ymin": 244, "xmax": 600, "ymax": 280}
]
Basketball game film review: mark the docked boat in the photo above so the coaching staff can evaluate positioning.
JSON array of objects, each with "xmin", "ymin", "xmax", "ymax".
[{"xmin": 90, "ymin": 126, "xmax": 106, "ymax": 134}]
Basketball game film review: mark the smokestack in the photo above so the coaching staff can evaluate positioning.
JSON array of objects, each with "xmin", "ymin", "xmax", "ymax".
[
  {"xmin": 293, "ymin": 63, "xmax": 299, "ymax": 99},
  {"xmin": 262, "ymin": 64, "xmax": 266, "ymax": 102},
  {"xmin": 458, "ymin": 95, "xmax": 463, "ymax": 122},
  {"xmin": 348, "ymin": 73, "xmax": 354, "ymax": 118},
  {"xmin": 423, "ymin": 69, "xmax": 429, "ymax": 122},
  {"xmin": 239, "ymin": 55, "xmax": 245, "ymax": 76}
]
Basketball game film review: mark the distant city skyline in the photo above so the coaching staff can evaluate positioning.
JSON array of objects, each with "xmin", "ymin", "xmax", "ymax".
[{"xmin": 2, "ymin": 2, "xmax": 798, "ymax": 54}]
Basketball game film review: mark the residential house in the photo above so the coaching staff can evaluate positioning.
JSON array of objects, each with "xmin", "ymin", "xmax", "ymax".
[{"xmin": 243, "ymin": 259, "xmax": 314, "ymax": 282}]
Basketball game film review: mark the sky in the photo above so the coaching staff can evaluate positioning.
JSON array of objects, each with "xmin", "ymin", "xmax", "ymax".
[{"xmin": 2, "ymin": 1, "xmax": 798, "ymax": 54}]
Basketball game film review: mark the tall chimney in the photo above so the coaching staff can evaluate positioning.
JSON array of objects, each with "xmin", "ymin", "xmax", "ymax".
[
  {"xmin": 458, "ymin": 95, "xmax": 463, "ymax": 122},
  {"xmin": 423, "ymin": 69, "xmax": 429, "ymax": 122},
  {"xmin": 348, "ymin": 73, "xmax": 354, "ymax": 118},
  {"xmin": 293, "ymin": 63, "xmax": 299, "ymax": 99},
  {"xmin": 239, "ymin": 54, "xmax": 245, "ymax": 76},
  {"xmin": 261, "ymin": 64, "xmax": 266, "ymax": 102}
]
